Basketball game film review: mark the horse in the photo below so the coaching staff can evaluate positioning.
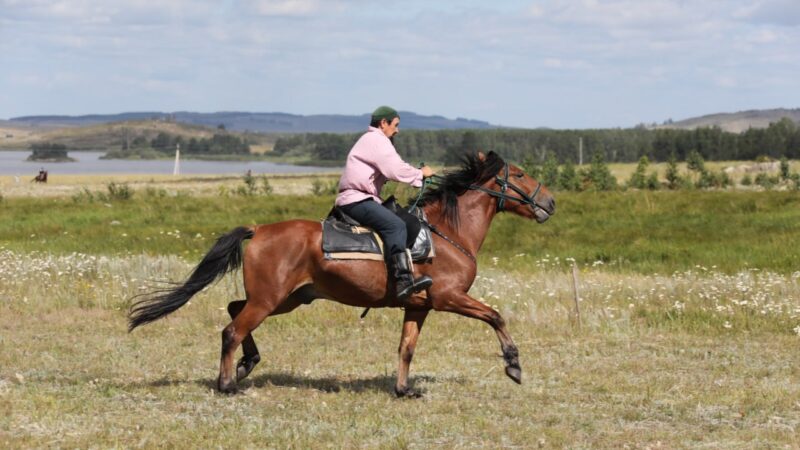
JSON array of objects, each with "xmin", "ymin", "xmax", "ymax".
[
  {"xmin": 33, "ymin": 169, "xmax": 48, "ymax": 183},
  {"xmin": 128, "ymin": 151, "xmax": 556, "ymax": 397}
]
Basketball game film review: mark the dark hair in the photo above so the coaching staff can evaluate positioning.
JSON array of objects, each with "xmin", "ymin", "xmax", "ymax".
[{"xmin": 370, "ymin": 117, "xmax": 384, "ymax": 128}]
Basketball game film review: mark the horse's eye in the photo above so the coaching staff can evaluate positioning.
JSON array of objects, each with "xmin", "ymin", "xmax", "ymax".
[{"xmin": 515, "ymin": 173, "xmax": 524, "ymax": 178}]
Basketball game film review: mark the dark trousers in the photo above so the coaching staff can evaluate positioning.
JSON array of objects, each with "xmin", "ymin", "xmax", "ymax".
[{"xmin": 339, "ymin": 199, "xmax": 407, "ymax": 257}]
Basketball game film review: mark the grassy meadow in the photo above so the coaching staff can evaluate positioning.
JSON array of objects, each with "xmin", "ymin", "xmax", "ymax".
[{"xmin": 2, "ymin": 174, "xmax": 800, "ymax": 448}]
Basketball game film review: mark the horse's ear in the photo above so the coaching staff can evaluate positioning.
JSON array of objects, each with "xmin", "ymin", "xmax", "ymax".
[{"xmin": 477, "ymin": 151, "xmax": 486, "ymax": 161}]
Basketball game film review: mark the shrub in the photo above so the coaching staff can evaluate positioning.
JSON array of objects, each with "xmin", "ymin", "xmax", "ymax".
[
  {"xmin": 665, "ymin": 153, "xmax": 684, "ymax": 190},
  {"xmin": 311, "ymin": 178, "xmax": 338, "ymax": 196},
  {"xmin": 780, "ymin": 156, "xmax": 790, "ymax": 180},
  {"xmin": 106, "ymin": 182, "xmax": 133, "ymax": 200},
  {"xmin": 541, "ymin": 152, "xmax": 560, "ymax": 188},
  {"xmin": 582, "ymin": 151, "xmax": 617, "ymax": 191},
  {"xmin": 645, "ymin": 171, "xmax": 660, "ymax": 190},
  {"xmin": 740, "ymin": 174, "xmax": 753, "ymax": 186},
  {"xmin": 627, "ymin": 156, "xmax": 650, "ymax": 189},
  {"xmin": 755, "ymin": 173, "xmax": 778, "ymax": 189},
  {"xmin": 260, "ymin": 176, "xmax": 273, "ymax": 195},
  {"xmin": 557, "ymin": 159, "xmax": 581, "ymax": 191},
  {"xmin": 242, "ymin": 172, "xmax": 257, "ymax": 196},
  {"xmin": 522, "ymin": 156, "xmax": 541, "ymax": 180}
]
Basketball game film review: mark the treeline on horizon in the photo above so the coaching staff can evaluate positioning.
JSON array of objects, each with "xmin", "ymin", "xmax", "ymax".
[
  {"xmin": 102, "ymin": 130, "xmax": 250, "ymax": 158},
  {"xmin": 272, "ymin": 118, "xmax": 800, "ymax": 165}
]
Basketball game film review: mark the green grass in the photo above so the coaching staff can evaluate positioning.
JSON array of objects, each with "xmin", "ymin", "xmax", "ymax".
[
  {"xmin": 2, "ymin": 190, "xmax": 800, "ymax": 274},
  {"xmin": 3, "ymin": 186, "xmax": 800, "ymax": 447}
]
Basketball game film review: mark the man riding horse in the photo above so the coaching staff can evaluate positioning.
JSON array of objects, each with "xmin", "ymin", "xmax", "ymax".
[{"xmin": 336, "ymin": 106, "xmax": 435, "ymax": 301}]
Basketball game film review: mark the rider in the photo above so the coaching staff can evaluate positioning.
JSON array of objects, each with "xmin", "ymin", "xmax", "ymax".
[{"xmin": 335, "ymin": 106, "xmax": 435, "ymax": 300}]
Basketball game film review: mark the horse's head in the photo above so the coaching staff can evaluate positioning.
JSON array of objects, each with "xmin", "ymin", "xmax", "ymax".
[{"xmin": 476, "ymin": 152, "xmax": 555, "ymax": 223}]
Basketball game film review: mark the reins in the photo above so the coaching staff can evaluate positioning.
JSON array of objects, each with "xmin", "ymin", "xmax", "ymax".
[{"xmin": 412, "ymin": 162, "xmax": 543, "ymax": 264}]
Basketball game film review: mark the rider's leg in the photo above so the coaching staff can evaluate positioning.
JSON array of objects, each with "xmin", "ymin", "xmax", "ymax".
[{"xmin": 339, "ymin": 199, "xmax": 432, "ymax": 299}]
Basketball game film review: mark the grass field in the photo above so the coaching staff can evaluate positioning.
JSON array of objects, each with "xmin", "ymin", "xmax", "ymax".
[{"xmin": 2, "ymin": 175, "xmax": 800, "ymax": 448}]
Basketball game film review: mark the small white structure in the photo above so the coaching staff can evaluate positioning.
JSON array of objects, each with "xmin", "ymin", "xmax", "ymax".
[{"xmin": 173, "ymin": 144, "xmax": 181, "ymax": 175}]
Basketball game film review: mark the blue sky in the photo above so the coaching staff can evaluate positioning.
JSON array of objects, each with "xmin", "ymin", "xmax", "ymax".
[{"xmin": 1, "ymin": 0, "xmax": 799, "ymax": 128}]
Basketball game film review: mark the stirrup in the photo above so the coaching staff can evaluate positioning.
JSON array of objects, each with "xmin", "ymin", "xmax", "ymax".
[{"xmin": 397, "ymin": 275, "xmax": 433, "ymax": 300}]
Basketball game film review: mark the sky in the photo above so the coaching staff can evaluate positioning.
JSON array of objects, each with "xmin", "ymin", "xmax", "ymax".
[{"xmin": 1, "ymin": 0, "xmax": 799, "ymax": 129}]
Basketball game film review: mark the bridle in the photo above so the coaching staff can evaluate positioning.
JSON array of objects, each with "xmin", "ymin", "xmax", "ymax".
[
  {"xmin": 423, "ymin": 163, "xmax": 546, "ymax": 263},
  {"xmin": 467, "ymin": 163, "xmax": 544, "ymax": 213}
]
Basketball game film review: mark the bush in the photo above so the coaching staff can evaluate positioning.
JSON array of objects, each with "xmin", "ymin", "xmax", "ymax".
[
  {"xmin": 241, "ymin": 172, "xmax": 257, "ymax": 196},
  {"xmin": 627, "ymin": 156, "xmax": 650, "ymax": 189},
  {"xmin": 665, "ymin": 153, "xmax": 684, "ymax": 190},
  {"xmin": 311, "ymin": 178, "xmax": 338, "ymax": 196},
  {"xmin": 582, "ymin": 152, "xmax": 617, "ymax": 191},
  {"xmin": 557, "ymin": 159, "xmax": 581, "ymax": 191},
  {"xmin": 260, "ymin": 176, "xmax": 273, "ymax": 195},
  {"xmin": 541, "ymin": 153, "xmax": 560, "ymax": 188},
  {"xmin": 780, "ymin": 156, "xmax": 790, "ymax": 180},
  {"xmin": 740, "ymin": 174, "xmax": 753, "ymax": 186},
  {"xmin": 755, "ymin": 173, "xmax": 778, "ymax": 189},
  {"xmin": 106, "ymin": 182, "xmax": 133, "ymax": 200},
  {"xmin": 645, "ymin": 171, "xmax": 660, "ymax": 190}
]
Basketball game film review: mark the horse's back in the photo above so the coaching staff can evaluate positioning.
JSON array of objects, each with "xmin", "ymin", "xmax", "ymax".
[{"xmin": 244, "ymin": 219, "xmax": 322, "ymax": 268}]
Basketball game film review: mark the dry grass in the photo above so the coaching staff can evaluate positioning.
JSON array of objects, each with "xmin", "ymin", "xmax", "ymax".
[
  {"xmin": 2, "ymin": 251, "xmax": 800, "ymax": 448},
  {"xmin": 0, "ymin": 173, "xmax": 340, "ymax": 198}
]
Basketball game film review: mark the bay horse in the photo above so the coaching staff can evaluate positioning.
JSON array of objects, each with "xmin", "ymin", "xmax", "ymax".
[{"xmin": 129, "ymin": 151, "xmax": 556, "ymax": 397}]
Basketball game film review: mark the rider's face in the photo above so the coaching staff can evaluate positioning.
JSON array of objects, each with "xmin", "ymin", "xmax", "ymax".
[{"xmin": 380, "ymin": 117, "xmax": 400, "ymax": 138}]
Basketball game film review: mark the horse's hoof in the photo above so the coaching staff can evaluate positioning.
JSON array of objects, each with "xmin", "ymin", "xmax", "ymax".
[
  {"xmin": 394, "ymin": 386, "xmax": 423, "ymax": 398},
  {"xmin": 236, "ymin": 356, "xmax": 260, "ymax": 381},
  {"xmin": 505, "ymin": 366, "xmax": 522, "ymax": 384},
  {"xmin": 217, "ymin": 377, "xmax": 239, "ymax": 395}
]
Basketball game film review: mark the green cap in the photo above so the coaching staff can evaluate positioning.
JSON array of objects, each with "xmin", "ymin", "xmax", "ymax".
[{"xmin": 371, "ymin": 105, "xmax": 399, "ymax": 123}]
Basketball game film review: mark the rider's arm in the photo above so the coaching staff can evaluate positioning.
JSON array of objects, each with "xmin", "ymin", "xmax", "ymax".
[{"xmin": 371, "ymin": 136, "xmax": 424, "ymax": 187}]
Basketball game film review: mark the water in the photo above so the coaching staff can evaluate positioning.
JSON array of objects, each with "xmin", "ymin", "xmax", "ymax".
[{"xmin": 0, "ymin": 151, "xmax": 338, "ymax": 176}]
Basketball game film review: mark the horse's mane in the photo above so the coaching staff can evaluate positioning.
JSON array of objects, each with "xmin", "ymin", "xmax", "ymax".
[{"xmin": 418, "ymin": 151, "xmax": 505, "ymax": 229}]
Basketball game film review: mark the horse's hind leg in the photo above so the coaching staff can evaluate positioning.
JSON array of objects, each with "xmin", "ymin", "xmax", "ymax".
[
  {"xmin": 434, "ymin": 292, "xmax": 522, "ymax": 384},
  {"xmin": 226, "ymin": 290, "xmax": 311, "ymax": 382},
  {"xmin": 227, "ymin": 300, "xmax": 261, "ymax": 381},
  {"xmin": 218, "ymin": 299, "xmax": 277, "ymax": 394},
  {"xmin": 220, "ymin": 287, "xmax": 314, "ymax": 392}
]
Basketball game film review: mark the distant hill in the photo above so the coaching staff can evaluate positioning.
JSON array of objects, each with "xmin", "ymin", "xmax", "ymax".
[
  {"xmin": 0, "ymin": 119, "xmax": 276, "ymax": 151},
  {"xmin": 657, "ymin": 108, "xmax": 800, "ymax": 133},
  {"xmin": 8, "ymin": 111, "xmax": 497, "ymax": 133}
]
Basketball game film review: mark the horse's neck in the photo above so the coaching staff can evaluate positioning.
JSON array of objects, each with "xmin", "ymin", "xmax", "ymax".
[{"xmin": 425, "ymin": 189, "xmax": 497, "ymax": 257}]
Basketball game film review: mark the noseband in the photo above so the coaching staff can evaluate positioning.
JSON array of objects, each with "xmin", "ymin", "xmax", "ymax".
[{"xmin": 468, "ymin": 163, "xmax": 543, "ymax": 213}]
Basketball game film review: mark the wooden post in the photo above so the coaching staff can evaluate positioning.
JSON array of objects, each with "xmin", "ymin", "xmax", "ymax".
[{"xmin": 571, "ymin": 263, "xmax": 582, "ymax": 329}]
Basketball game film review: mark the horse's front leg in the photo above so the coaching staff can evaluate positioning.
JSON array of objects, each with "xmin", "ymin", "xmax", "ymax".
[
  {"xmin": 395, "ymin": 308, "xmax": 429, "ymax": 398},
  {"xmin": 433, "ymin": 292, "xmax": 522, "ymax": 384}
]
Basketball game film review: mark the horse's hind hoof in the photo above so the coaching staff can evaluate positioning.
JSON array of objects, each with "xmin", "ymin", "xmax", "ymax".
[{"xmin": 505, "ymin": 366, "xmax": 522, "ymax": 384}]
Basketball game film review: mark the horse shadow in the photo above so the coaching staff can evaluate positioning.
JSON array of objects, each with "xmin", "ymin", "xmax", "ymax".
[{"xmin": 190, "ymin": 371, "xmax": 442, "ymax": 396}]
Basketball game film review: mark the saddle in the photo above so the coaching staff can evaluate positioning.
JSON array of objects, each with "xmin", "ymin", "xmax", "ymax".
[{"xmin": 322, "ymin": 197, "xmax": 435, "ymax": 262}]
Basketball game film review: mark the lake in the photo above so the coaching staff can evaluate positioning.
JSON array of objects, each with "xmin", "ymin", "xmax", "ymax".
[{"xmin": 0, "ymin": 151, "xmax": 338, "ymax": 176}]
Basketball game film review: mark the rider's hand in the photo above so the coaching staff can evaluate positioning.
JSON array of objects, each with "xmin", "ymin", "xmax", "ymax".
[{"xmin": 421, "ymin": 166, "xmax": 435, "ymax": 178}]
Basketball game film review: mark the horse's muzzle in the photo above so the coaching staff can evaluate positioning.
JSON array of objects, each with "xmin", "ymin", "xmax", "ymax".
[{"xmin": 533, "ymin": 197, "xmax": 555, "ymax": 223}]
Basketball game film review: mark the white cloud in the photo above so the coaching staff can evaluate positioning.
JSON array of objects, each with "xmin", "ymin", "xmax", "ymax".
[{"xmin": 247, "ymin": 0, "xmax": 327, "ymax": 17}]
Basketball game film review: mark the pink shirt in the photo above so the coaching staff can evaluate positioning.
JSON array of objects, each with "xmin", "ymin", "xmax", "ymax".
[{"xmin": 335, "ymin": 127, "xmax": 423, "ymax": 206}]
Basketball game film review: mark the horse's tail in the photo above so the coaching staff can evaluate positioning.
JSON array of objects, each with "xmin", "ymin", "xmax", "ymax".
[{"xmin": 128, "ymin": 226, "xmax": 255, "ymax": 332}]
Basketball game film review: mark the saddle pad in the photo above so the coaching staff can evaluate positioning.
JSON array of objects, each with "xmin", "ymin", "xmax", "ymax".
[
  {"xmin": 322, "ymin": 218, "xmax": 384, "ymax": 261},
  {"xmin": 321, "ymin": 214, "xmax": 435, "ymax": 262}
]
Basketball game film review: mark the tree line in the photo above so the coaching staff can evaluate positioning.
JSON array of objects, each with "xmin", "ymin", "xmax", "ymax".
[
  {"xmin": 272, "ymin": 118, "xmax": 800, "ymax": 165},
  {"xmin": 121, "ymin": 132, "xmax": 250, "ymax": 155}
]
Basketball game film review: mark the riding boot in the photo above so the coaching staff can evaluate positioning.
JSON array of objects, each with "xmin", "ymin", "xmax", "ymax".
[{"xmin": 391, "ymin": 251, "xmax": 433, "ymax": 300}]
